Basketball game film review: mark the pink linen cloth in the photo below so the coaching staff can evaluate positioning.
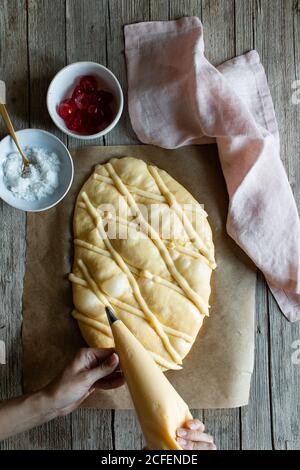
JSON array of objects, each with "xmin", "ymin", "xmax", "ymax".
[{"xmin": 124, "ymin": 16, "xmax": 300, "ymax": 322}]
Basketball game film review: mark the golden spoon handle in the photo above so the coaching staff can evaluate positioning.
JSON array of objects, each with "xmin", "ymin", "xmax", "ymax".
[{"xmin": 0, "ymin": 103, "xmax": 30, "ymax": 167}]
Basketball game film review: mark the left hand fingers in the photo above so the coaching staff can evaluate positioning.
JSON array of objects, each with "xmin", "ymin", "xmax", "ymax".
[
  {"xmin": 177, "ymin": 429, "xmax": 214, "ymax": 443},
  {"xmin": 71, "ymin": 348, "xmax": 116, "ymax": 373},
  {"xmin": 94, "ymin": 371, "xmax": 125, "ymax": 390},
  {"xmin": 94, "ymin": 370, "xmax": 123, "ymax": 384},
  {"xmin": 87, "ymin": 352, "xmax": 120, "ymax": 384},
  {"xmin": 89, "ymin": 348, "xmax": 116, "ymax": 363}
]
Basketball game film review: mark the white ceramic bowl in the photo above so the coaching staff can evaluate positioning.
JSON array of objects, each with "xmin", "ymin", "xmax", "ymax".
[
  {"xmin": 47, "ymin": 61, "xmax": 123, "ymax": 140},
  {"xmin": 0, "ymin": 129, "xmax": 74, "ymax": 212}
]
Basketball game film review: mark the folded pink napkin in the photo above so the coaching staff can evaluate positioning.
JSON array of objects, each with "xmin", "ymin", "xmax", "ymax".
[{"xmin": 125, "ymin": 16, "xmax": 300, "ymax": 322}]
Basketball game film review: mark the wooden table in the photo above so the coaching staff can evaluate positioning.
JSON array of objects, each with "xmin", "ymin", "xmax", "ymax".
[{"xmin": 0, "ymin": 0, "xmax": 299, "ymax": 450}]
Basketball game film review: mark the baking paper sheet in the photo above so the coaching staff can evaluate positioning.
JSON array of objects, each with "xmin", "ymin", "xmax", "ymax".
[{"xmin": 22, "ymin": 144, "xmax": 256, "ymax": 409}]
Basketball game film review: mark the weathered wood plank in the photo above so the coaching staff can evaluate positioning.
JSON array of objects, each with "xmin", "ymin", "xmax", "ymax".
[
  {"xmin": 113, "ymin": 410, "xmax": 145, "ymax": 451},
  {"xmin": 203, "ymin": 408, "xmax": 240, "ymax": 450},
  {"xmin": 0, "ymin": 0, "xmax": 73, "ymax": 450},
  {"xmin": 149, "ymin": 0, "xmax": 169, "ymax": 20},
  {"xmin": 27, "ymin": 0, "xmax": 67, "ymax": 137},
  {"xmin": 235, "ymin": 0, "xmax": 273, "ymax": 450},
  {"xmin": 65, "ymin": 0, "xmax": 113, "ymax": 449},
  {"xmin": 0, "ymin": 0, "xmax": 299, "ymax": 451},
  {"xmin": 169, "ymin": 0, "xmax": 202, "ymax": 19},
  {"xmin": 0, "ymin": 0, "xmax": 28, "ymax": 451},
  {"xmin": 71, "ymin": 408, "xmax": 113, "ymax": 450},
  {"xmin": 269, "ymin": 295, "xmax": 300, "ymax": 451},
  {"xmin": 105, "ymin": 0, "xmax": 150, "ymax": 146},
  {"xmin": 241, "ymin": 274, "xmax": 273, "ymax": 449},
  {"xmin": 255, "ymin": 0, "xmax": 300, "ymax": 451},
  {"xmin": 201, "ymin": 0, "xmax": 235, "ymax": 64},
  {"xmin": 234, "ymin": 0, "xmax": 254, "ymax": 54},
  {"xmin": 4, "ymin": 0, "xmax": 72, "ymax": 450}
]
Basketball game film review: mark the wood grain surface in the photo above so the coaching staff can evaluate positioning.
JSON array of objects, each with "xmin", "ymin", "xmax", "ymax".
[{"xmin": 0, "ymin": 0, "xmax": 299, "ymax": 450}]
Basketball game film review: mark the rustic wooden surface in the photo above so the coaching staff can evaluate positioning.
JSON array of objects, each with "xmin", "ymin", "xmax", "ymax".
[{"xmin": 0, "ymin": 0, "xmax": 299, "ymax": 450}]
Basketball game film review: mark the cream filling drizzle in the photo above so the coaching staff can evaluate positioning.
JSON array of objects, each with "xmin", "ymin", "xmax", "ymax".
[
  {"xmin": 71, "ymin": 161, "xmax": 215, "ymax": 370},
  {"xmin": 74, "ymin": 238, "xmax": 186, "ymax": 296},
  {"xmin": 71, "ymin": 305, "xmax": 182, "ymax": 371},
  {"xmin": 105, "ymin": 163, "xmax": 209, "ymax": 317},
  {"xmin": 78, "ymin": 259, "xmax": 111, "ymax": 308},
  {"xmin": 69, "ymin": 272, "xmax": 193, "ymax": 344},
  {"xmin": 93, "ymin": 173, "xmax": 208, "ymax": 218},
  {"xmin": 72, "ymin": 309, "xmax": 112, "ymax": 338},
  {"xmin": 77, "ymin": 201, "xmax": 210, "ymax": 266},
  {"xmin": 81, "ymin": 191, "xmax": 183, "ymax": 365},
  {"xmin": 73, "ymin": 261, "xmax": 184, "ymax": 369},
  {"xmin": 94, "ymin": 173, "xmax": 165, "ymax": 202},
  {"xmin": 149, "ymin": 352, "xmax": 182, "ymax": 371},
  {"xmin": 148, "ymin": 165, "xmax": 215, "ymax": 266}
]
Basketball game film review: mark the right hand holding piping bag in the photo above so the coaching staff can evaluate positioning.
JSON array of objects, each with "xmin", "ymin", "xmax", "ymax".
[{"xmin": 105, "ymin": 307, "xmax": 216, "ymax": 450}]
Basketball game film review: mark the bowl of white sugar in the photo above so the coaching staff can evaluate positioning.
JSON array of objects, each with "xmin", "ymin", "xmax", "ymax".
[{"xmin": 0, "ymin": 129, "xmax": 74, "ymax": 212}]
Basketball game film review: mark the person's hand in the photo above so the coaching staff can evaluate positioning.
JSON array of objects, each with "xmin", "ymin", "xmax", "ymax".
[
  {"xmin": 44, "ymin": 348, "xmax": 124, "ymax": 416},
  {"xmin": 176, "ymin": 419, "xmax": 216, "ymax": 450},
  {"xmin": 0, "ymin": 348, "xmax": 124, "ymax": 441}
]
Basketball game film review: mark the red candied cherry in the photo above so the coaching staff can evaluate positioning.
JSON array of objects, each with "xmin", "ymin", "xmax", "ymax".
[
  {"xmin": 79, "ymin": 75, "xmax": 97, "ymax": 93},
  {"xmin": 101, "ymin": 103, "xmax": 113, "ymax": 122},
  {"xmin": 89, "ymin": 92, "xmax": 100, "ymax": 104},
  {"xmin": 84, "ymin": 116, "xmax": 98, "ymax": 134},
  {"xmin": 57, "ymin": 98, "xmax": 76, "ymax": 120},
  {"xmin": 72, "ymin": 85, "xmax": 83, "ymax": 99},
  {"xmin": 67, "ymin": 110, "xmax": 85, "ymax": 132},
  {"xmin": 97, "ymin": 90, "xmax": 114, "ymax": 104},
  {"xmin": 74, "ymin": 92, "xmax": 90, "ymax": 110},
  {"xmin": 87, "ymin": 103, "xmax": 103, "ymax": 122},
  {"xmin": 89, "ymin": 90, "xmax": 113, "ymax": 105}
]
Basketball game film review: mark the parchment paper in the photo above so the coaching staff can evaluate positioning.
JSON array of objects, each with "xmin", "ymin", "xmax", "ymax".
[{"xmin": 22, "ymin": 144, "xmax": 256, "ymax": 409}]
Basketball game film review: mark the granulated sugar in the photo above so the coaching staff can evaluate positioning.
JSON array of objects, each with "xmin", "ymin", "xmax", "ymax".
[{"xmin": 3, "ymin": 147, "xmax": 60, "ymax": 201}]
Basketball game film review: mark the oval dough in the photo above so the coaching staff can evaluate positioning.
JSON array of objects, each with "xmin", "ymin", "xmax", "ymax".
[{"xmin": 69, "ymin": 156, "xmax": 216, "ymax": 370}]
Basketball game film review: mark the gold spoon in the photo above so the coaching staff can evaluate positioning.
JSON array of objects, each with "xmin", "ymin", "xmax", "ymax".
[{"xmin": 0, "ymin": 80, "xmax": 30, "ymax": 174}]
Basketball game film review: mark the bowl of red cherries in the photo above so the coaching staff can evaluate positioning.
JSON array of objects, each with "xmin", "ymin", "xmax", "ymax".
[{"xmin": 47, "ymin": 62, "xmax": 123, "ymax": 140}]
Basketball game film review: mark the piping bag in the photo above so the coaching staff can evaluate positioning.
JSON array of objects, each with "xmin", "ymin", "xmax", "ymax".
[{"xmin": 105, "ymin": 306, "xmax": 193, "ymax": 450}]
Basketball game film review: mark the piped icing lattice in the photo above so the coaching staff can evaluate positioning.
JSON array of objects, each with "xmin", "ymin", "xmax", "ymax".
[{"xmin": 69, "ymin": 157, "xmax": 216, "ymax": 370}]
